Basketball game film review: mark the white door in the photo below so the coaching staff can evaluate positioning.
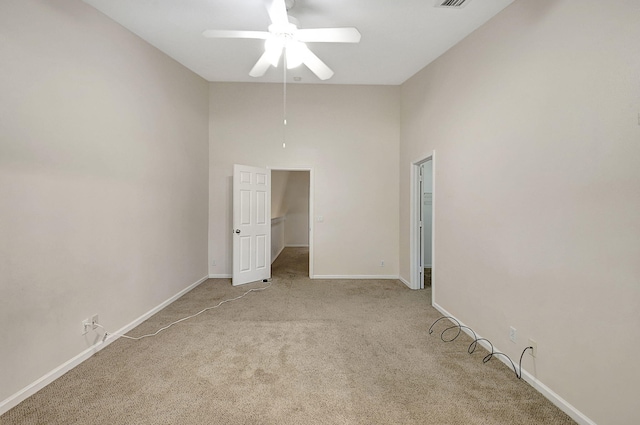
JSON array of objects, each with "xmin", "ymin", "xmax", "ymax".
[
  {"xmin": 233, "ymin": 164, "xmax": 271, "ymax": 286},
  {"xmin": 418, "ymin": 164, "xmax": 424, "ymax": 290}
]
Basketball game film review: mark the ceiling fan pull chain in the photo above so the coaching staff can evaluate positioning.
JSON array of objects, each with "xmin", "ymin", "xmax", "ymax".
[{"xmin": 283, "ymin": 54, "xmax": 287, "ymax": 148}]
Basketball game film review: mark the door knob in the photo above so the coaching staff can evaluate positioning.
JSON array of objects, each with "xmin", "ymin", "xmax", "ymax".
[{"xmin": 235, "ymin": 229, "xmax": 241, "ymax": 234}]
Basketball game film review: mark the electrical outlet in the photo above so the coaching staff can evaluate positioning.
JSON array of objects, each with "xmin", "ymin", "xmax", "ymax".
[
  {"xmin": 509, "ymin": 326, "xmax": 517, "ymax": 343},
  {"xmin": 82, "ymin": 318, "xmax": 91, "ymax": 335},
  {"xmin": 212, "ymin": 260, "xmax": 217, "ymax": 266},
  {"xmin": 380, "ymin": 260, "xmax": 385, "ymax": 267},
  {"xmin": 91, "ymin": 314, "xmax": 99, "ymax": 330},
  {"xmin": 528, "ymin": 338, "xmax": 537, "ymax": 357}
]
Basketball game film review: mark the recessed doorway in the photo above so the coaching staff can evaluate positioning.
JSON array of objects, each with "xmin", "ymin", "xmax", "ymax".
[
  {"xmin": 270, "ymin": 168, "xmax": 313, "ymax": 277},
  {"xmin": 421, "ymin": 160, "xmax": 433, "ymax": 288},
  {"xmin": 411, "ymin": 154, "xmax": 434, "ymax": 297}
]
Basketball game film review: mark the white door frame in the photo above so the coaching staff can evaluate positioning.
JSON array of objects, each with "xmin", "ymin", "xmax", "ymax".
[
  {"xmin": 410, "ymin": 153, "xmax": 435, "ymax": 300},
  {"xmin": 269, "ymin": 167, "xmax": 314, "ymax": 278}
]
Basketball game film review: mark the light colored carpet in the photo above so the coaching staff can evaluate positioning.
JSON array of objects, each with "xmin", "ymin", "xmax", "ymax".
[{"xmin": 1, "ymin": 248, "xmax": 575, "ymax": 424}]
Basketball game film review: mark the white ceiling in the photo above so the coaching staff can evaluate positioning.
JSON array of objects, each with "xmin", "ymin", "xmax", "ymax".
[{"xmin": 82, "ymin": 0, "xmax": 515, "ymax": 85}]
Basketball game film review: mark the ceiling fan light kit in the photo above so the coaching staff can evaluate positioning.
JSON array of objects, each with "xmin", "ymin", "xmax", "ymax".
[
  {"xmin": 203, "ymin": 0, "xmax": 361, "ymax": 81},
  {"xmin": 285, "ymin": 41, "xmax": 306, "ymax": 69},
  {"xmin": 264, "ymin": 37, "xmax": 285, "ymax": 66}
]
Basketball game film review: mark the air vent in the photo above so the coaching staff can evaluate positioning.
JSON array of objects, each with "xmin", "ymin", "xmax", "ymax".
[{"xmin": 435, "ymin": 0, "xmax": 471, "ymax": 8}]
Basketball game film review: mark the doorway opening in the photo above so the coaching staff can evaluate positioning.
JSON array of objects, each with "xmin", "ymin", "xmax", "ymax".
[
  {"xmin": 270, "ymin": 168, "xmax": 313, "ymax": 277},
  {"xmin": 411, "ymin": 154, "xmax": 434, "ymax": 296},
  {"xmin": 421, "ymin": 160, "xmax": 433, "ymax": 288}
]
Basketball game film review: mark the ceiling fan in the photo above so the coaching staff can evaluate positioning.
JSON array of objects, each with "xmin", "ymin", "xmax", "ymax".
[{"xmin": 202, "ymin": 0, "xmax": 361, "ymax": 81}]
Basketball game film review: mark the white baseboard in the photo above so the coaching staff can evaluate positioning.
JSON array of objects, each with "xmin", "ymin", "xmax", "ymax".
[
  {"xmin": 312, "ymin": 275, "xmax": 399, "ymax": 280},
  {"xmin": 285, "ymin": 244, "xmax": 309, "ymax": 248},
  {"xmin": 431, "ymin": 303, "xmax": 596, "ymax": 425},
  {"xmin": 208, "ymin": 274, "xmax": 231, "ymax": 279},
  {"xmin": 519, "ymin": 369, "xmax": 596, "ymax": 425},
  {"xmin": 0, "ymin": 275, "xmax": 209, "ymax": 416},
  {"xmin": 398, "ymin": 276, "xmax": 413, "ymax": 289}
]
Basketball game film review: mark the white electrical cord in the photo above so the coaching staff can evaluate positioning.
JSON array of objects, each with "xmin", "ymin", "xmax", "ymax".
[{"xmin": 95, "ymin": 280, "xmax": 272, "ymax": 341}]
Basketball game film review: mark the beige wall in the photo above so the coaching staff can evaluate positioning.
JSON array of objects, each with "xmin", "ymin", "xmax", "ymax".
[
  {"xmin": 400, "ymin": 1, "xmax": 640, "ymax": 424},
  {"xmin": 283, "ymin": 171, "xmax": 310, "ymax": 247},
  {"xmin": 209, "ymin": 83, "xmax": 400, "ymax": 278},
  {"xmin": 271, "ymin": 170, "xmax": 290, "ymax": 219},
  {"xmin": 0, "ymin": 0, "xmax": 209, "ymax": 406}
]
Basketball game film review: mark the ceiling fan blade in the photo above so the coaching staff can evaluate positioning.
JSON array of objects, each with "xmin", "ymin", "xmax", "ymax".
[
  {"xmin": 300, "ymin": 47, "xmax": 334, "ymax": 81},
  {"xmin": 202, "ymin": 30, "xmax": 271, "ymax": 39},
  {"xmin": 296, "ymin": 28, "xmax": 361, "ymax": 43},
  {"xmin": 250, "ymin": 51, "xmax": 275, "ymax": 77},
  {"xmin": 267, "ymin": 0, "xmax": 289, "ymax": 26}
]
